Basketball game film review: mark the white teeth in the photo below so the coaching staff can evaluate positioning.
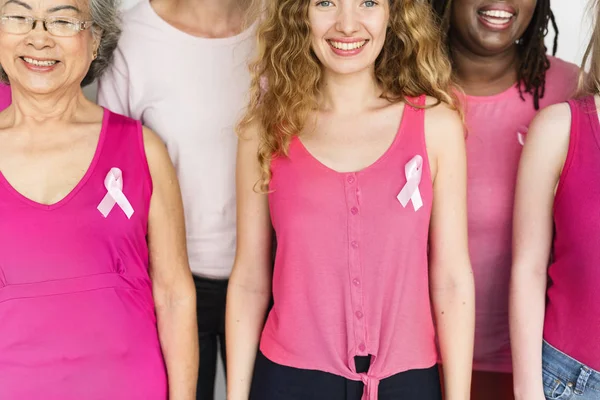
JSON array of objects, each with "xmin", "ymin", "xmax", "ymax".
[
  {"xmin": 480, "ymin": 10, "xmax": 514, "ymax": 20},
  {"xmin": 23, "ymin": 57, "xmax": 57, "ymax": 67},
  {"xmin": 329, "ymin": 40, "xmax": 367, "ymax": 51}
]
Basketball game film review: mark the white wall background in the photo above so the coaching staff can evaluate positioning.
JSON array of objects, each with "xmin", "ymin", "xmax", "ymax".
[
  {"xmin": 82, "ymin": 1, "xmax": 592, "ymax": 399},
  {"xmin": 549, "ymin": 0, "xmax": 591, "ymax": 67}
]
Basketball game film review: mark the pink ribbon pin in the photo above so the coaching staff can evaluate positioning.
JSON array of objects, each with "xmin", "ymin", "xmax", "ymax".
[
  {"xmin": 97, "ymin": 167, "xmax": 134, "ymax": 219},
  {"xmin": 397, "ymin": 155, "xmax": 423, "ymax": 211},
  {"xmin": 517, "ymin": 125, "xmax": 529, "ymax": 146}
]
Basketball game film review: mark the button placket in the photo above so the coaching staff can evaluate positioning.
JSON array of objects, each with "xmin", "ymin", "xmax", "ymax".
[{"xmin": 344, "ymin": 173, "xmax": 367, "ymax": 356}]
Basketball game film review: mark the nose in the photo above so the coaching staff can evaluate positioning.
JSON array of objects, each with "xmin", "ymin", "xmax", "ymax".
[
  {"xmin": 335, "ymin": 5, "xmax": 360, "ymax": 35},
  {"xmin": 26, "ymin": 21, "xmax": 53, "ymax": 50}
]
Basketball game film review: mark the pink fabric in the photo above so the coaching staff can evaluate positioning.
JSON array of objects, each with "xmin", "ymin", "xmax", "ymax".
[
  {"xmin": 0, "ymin": 83, "xmax": 11, "ymax": 110},
  {"xmin": 0, "ymin": 109, "xmax": 167, "ymax": 399},
  {"xmin": 261, "ymin": 96, "xmax": 437, "ymax": 399},
  {"xmin": 544, "ymin": 96, "xmax": 600, "ymax": 371},
  {"xmin": 464, "ymin": 56, "xmax": 579, "ymax": 372}
]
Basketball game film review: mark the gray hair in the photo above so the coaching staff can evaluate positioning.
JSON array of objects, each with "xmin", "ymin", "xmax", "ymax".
[{"xmin": 0, "ymin": 0, "xmax": 122, "ymax": 87}]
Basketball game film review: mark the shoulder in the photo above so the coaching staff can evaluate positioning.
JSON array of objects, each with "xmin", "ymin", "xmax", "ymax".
[
  {"xmin": 534, "ymin": 102, "xmax": 572, "ymax": 125},
  {"xmin": 543, "ymin": 56, "xmax": 580, "ymax": 101},
  {"xmin": 421, "ymin": 97, "xmax": 466, "ymax": 177},
  {"xmin": 117, "ymin": 2, "xmax": 160, "ymax": 47},
  {"xmin": 547, "ymin": 56, "xmax": 580, "ymax": 80},
  {"xmin": 423, "ymin": 96, "xmax": 464, "ymax": 145},
  {"xmin": 141, "ymin": 125, "xmax": 169, "ymax": 162},
  {"xmin": 527, "ymin": 102, "xmax": 572, "ymax": 144},
  {"xmin": 121, "ymin": 2, "xmax": 151, "ymax": 25},
  {"xmin": 104, "ymin": 108, "xmax": 140, "ymax": 128}
]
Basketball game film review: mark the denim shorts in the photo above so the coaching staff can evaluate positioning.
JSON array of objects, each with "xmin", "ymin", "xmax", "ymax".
[{"xmin": 542, "ymin": 340, "xmax": 600, "ymax": 400}]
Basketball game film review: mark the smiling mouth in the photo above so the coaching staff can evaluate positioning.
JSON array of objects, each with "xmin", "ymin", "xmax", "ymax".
[
  {"xmin": 327, "ymin": 40, "xmax": 368, "ymax": 51},
  {"xmin": 21, "ymin": 57, "xmax": 58, "ymax": 67},
  {"xmin": 478, "ymin": 9, "xmax": 515, "ymax": 26}
]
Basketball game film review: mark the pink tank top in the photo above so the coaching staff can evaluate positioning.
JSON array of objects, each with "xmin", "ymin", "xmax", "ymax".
[
  {"xmin": 0, "ymin": 83, "xmax": 11, "ymax": 111},
  {"xmin": 464, "ymin": 56, "xmax": 578, "ymax": 372},
  {"xmin": 544, "ymin": 96, "xmax": 600, "ymax": 371},
  {"xmin": 0, "ymin": 110, "xmax": 167, "ymax": 399},
  {"xmin": 261, "ymin": 96, "xmax": 437, "ymax": 400}
]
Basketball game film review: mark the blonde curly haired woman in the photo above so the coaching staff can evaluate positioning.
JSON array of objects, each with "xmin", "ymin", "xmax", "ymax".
[{"xmin": 227, "ymin": 1, "xmax": 475, "ymax": 399}]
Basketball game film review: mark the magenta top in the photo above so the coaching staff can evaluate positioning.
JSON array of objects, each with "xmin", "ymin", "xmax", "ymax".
[
  {"xmin": 0, "ymin": 83, "xmax": 11, "ymax": 110},
  {"xmin": 260, "ymin": 96, "xmax": 437, "ymax": 400},
  {"xmin": 0, "ymin": 110, "xmax": 167, "ymax": 399},
  {"xmin": 544, "ymin": 96, "xmax": 600, "ymax": 371},
  {"xmin": 463, "ymin": 56, "xmax": 578, "ymax": 372}
]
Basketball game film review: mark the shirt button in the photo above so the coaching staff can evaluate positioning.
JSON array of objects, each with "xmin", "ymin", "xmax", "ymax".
[
  {"xmin": 352, "ymin": 279, "xmax": 360, "ymax": 287},
  {"xmin": 355, "ymin": 311, "xmax": 363, "ymax": 319},
  {"xmin": 350, "ymin": 207, "xmax": 358, "ymax": 215},
  {"xmin": 351, "ymin": 241, "xmax": 359, "ymax": 249},
  {"xmin": 347, "ymin": 175, "xmax": 355, "ymax": 184},
  {"xmin": 358, "ymin": 343, "xmax": 366, "ymax": 352}
]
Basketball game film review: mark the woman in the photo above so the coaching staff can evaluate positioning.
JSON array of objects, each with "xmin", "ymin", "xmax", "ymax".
[
  {"xmin": 0, "ymin": 0, "xmax": 198, "ymax": 398},
  {"xmin": 430, "ymin": 0, "xmax": 578, "ymax": 398},
  {"xmin": 227, "ymin": 0, "xmax": 475, "ymax": 399},
  {"xmin": 510, "ymin": 0, "xmax": 600, "ymax": 399},
  {"xmin": 97, "ymin": 0, "xmax": 256, "ymax": 397}
]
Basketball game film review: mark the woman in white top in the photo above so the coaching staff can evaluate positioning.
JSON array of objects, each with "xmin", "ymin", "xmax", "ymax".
[{"xmin": 98, "ymin": 0, "xmax": 257, "ymax": 398}]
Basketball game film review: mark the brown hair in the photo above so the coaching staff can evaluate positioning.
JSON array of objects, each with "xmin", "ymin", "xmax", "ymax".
[{"xmin": 240, "ymin": 0, "xmax": 458, "ymax": 191}]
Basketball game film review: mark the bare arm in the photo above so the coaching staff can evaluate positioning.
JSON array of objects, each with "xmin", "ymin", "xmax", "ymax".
[
  {"xmin": 425, "ymin": 102, "xmax": 475, "ymax": 400},
  {"xmin": 510, "ymin": 104, "xmax": 571, "ymax": 400},
  {"xmin": 144, "ymin": 126, "xmax": 199, "ymax": 400},
  {"xmin": 226, "ymin": 123, "xmax": 273, "ymax": 399}
]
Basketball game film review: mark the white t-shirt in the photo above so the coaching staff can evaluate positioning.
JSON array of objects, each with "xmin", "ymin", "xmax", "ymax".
[{"xmin": 98, "ymin": 1, "xmax": 255, "ymax": 279}]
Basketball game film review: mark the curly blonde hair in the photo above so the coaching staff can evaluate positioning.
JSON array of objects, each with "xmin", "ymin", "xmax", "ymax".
[
  {"xmin": 580, "ymin": 0, "xmax": 600, "ymax": 96},
  {"xmin": 240, "ymin": 0, "xmax": 458, "ymax": 191}
]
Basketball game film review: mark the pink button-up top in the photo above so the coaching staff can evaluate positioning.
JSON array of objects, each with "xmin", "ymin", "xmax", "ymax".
[{"xmin": 260, "ymin": 96, "xmax": 438, "ymax": 399}]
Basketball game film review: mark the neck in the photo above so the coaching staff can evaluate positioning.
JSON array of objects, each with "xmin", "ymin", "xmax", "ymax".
[
  {"xmin": 155, "ymin": 0, "xmax": 252, "ymax": 36},
  {"xmin": 173, "ymin": 0, "xmax": 245, "ymax": 17},
  {"xmin": 450, "ymin": 38, "xmax": 520, "ymax": 96},
  {"xmin": 8, "ymin": 86, "xmax": 88, "ymax": 125},
  {"xmin": 319, "ymin": 68, "xmax": 382, "ymax": 114}
]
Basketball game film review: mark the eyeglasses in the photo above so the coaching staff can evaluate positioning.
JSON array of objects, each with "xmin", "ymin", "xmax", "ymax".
[{"xmin": 0, "ymin": 15, "xmax": 93, "ymax": 37}]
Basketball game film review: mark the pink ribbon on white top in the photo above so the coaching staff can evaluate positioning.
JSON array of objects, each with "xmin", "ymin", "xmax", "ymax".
[
  {"xmin": 397, "ymin": 155, "xmax": 423, "ymax": 211},
  {"xmin": 97, "ymin": 167, "xmax": 134, "ymax": 219}
]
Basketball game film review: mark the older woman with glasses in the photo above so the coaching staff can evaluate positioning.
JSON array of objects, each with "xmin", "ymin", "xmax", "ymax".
[{"xmin": 0, "ymin": 0, "xmax": 198, "ymax": 399}]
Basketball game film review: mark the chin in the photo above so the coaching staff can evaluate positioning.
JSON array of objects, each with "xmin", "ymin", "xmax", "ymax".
[
  {"xmin": 323, "ymin": 62, "xmax": 373, "ymax": 77},
  {"xmin": 18, "ymin": 79, "xmax": 62, "ymax": 95},
  {"xmin": 476, "ymin": 38, "xmax": 516, "ymax": 56}
]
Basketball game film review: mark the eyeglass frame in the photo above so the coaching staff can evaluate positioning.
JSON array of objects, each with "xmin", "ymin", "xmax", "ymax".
[{"xmin": 0, "ymin": 15, "xmax": 94, "ymax": 36}]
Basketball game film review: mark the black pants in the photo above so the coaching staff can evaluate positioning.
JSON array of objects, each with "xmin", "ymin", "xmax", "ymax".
[
  {"xmin": 194, "ymin": 276, "xmax": 228, "ymax": 400},
  {"xmin": 250, "ymin": 351, "xmax": 442, "ymax": 400}
]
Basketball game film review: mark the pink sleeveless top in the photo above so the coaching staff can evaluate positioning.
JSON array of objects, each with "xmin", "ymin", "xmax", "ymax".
[
  {"xmin": 0, "ymin": 83, "xmax": 10, "ymax": 111},
  {"xmin": 544, "ymin": 96, "xmax": 600, "ymax": 371},
  {"xmin": 464, "ymin": 56, "xmax": 578, "ymax": 372},
  {"xmin": 261, "ymin": 96, "xmax": 437, "ymax": 400},
  {"xmin": 0, "ymin": 110, "xmax": 167, "ymax": 399}
]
